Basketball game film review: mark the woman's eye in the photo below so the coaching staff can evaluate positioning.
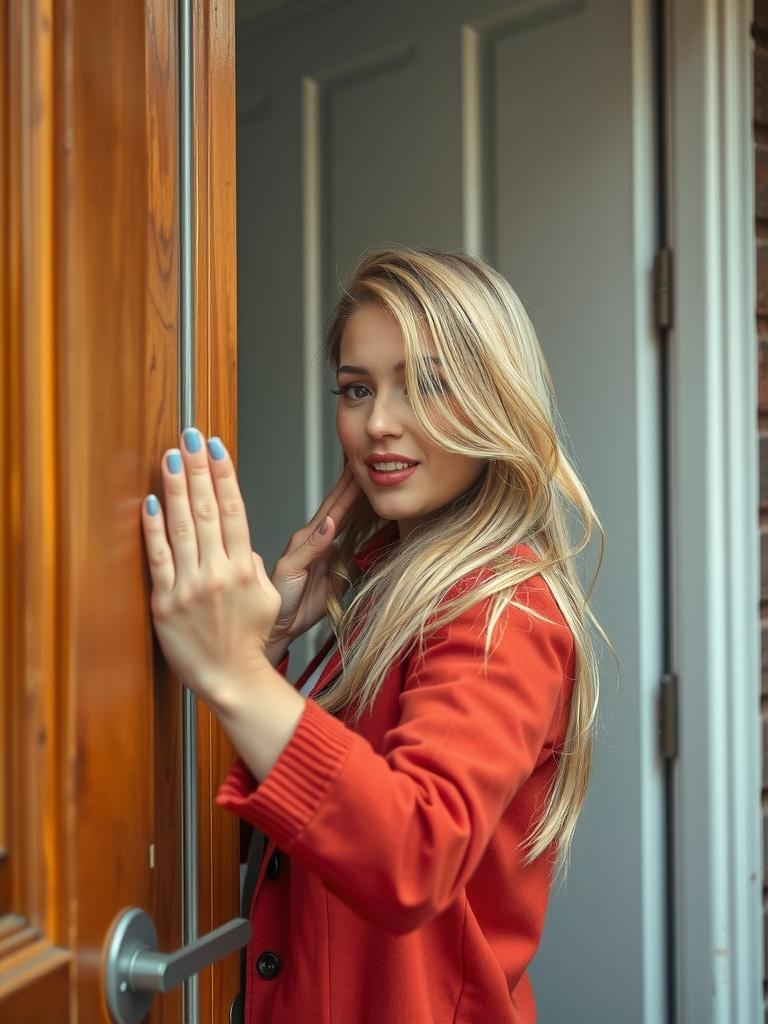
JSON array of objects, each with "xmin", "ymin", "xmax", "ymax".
[
  {"xmin": 330, "ymin": 383, "xmax": 370, "ymax": 400},
  {"xmin": 329, "ymin": 378, "xmax": 447, "ymax": 401}
]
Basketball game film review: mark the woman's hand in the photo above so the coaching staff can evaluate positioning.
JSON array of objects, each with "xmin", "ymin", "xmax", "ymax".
[
  {"xmin": 141, "ymin": 428, "xmax": 281, "ymax": 704},
  {"xmin": 267, "ymin": 463, "xmax": 363, "ymax": 650}
]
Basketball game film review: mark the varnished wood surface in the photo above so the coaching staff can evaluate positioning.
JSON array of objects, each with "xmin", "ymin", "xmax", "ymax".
[
  {"xmin": 0, "ymin": 2, "xmax": 72, "ymax": 1021},
  {"xmin": 192, "ymin": 0, "xmax": 242, "ymax": 1018},
  {"xmin": 59, "ymin": 0, "xmax": 183, "ymax": 1019},
  {"xmin": 0, "ymin": 0, "xmax": 12, "ymax": 916},
  {"xmin": 2, "ymin": 0, "xmax": 241, "ymax": 1018},
  {"xmin": 12, "ymin": 0, "xmax": 59, "ymax": 941},
  {"xmin": 0, "ymin": 950, "xmax": 70, "ymax": 1023},
  {"xmin": 1, "ymin": 0, "xmax": 185, "ymax": 1019}
]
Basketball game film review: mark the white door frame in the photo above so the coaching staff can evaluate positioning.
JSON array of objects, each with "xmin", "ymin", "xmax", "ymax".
[{"xmin": 669, "ymin": 1, "xmax": 762, "ymax": 1021}]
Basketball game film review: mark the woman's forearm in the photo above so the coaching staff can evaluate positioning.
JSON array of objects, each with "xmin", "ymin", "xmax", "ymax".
[{"xmin": 208, "ymin": 655, "xmax": 307, "ymax": 782}]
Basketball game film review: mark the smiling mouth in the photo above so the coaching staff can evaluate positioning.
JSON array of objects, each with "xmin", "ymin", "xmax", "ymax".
[{"xmin": 365, "ymin": 463, "xmax": 419, "ymax": 486}]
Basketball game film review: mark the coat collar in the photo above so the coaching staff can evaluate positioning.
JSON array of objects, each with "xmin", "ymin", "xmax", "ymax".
[
  {"xmin": 295, "ymin": 524, "xmax": 400, "ymax": 708},
  {"xmin": 351, "ymin": 522, "xmax": 539, "ymax": 575},
  {"xmin": 351, "ymin": 522, "xmax": 400, "ymax": 573}
]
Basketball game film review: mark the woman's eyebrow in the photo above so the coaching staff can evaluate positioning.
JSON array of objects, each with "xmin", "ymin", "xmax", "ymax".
[{"xmin": 336, "ymin": 356, "xmax": 441, "ymax": 376}]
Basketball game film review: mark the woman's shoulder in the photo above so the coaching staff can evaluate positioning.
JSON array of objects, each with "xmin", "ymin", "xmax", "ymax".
[
  {"xmin": 353, "ymin": 526, "xmax": 570, "ymax": 636},
  {"xmin": 445, "ymin": 540, "xmax": 539, "ymax": 593},
  {"xmin": 412, "ymin": 543, "xmax": 574, "ymax": 685},
  {"xmin": 444, "ymin": 541, "xmax": 570, "ymax": 635}
]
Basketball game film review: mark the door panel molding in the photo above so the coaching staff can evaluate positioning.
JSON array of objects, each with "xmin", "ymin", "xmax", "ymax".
[
  {"xmin": 0, "ymin": 1, "xmax": 71, "ymax": 1016},
  {"xmin": 669, "ymin": 0, "xmax": 762, "ymax": 1021}
]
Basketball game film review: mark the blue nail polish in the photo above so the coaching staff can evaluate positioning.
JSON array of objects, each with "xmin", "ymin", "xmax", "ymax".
[
  {"xmin": 183, "ymin": 428, "xmax": 202, "ymax": 453},
  {"xmin": 167, "ymin": 450, "xmax": 182, "ymax": 474},
  {"xmin": 146, "ymin": 495, "xmax": 160, "ymax": 516},
  {"xmin": 207, "ymin": 437, "xmax": 226, "ymax": 460}
]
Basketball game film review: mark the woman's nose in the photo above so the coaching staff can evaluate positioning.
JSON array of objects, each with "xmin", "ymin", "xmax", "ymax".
[{"xmin": 365, "ymin": 392, "xmax": 404, "ymax": 438}]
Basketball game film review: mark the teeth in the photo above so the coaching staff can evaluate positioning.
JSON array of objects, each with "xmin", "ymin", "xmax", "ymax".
[{"xmin": 372, "ymin": 462, "xmax": 413, "ymax": 471}]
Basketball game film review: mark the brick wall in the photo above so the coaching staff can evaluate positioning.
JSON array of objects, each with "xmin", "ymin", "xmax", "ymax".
[{"xmin": 755, "ymin": 0, "xmax": 768, "ymax": 1013}]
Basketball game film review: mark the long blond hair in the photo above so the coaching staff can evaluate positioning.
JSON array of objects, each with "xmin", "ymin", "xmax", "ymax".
[{"xmin": 316, "ymin": 245, "xmax": 615, "ymax": 889}]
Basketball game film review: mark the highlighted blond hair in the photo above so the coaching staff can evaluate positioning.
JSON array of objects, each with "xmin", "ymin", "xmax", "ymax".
[{"xmin": 316, "ymin": 245, "xmax": 615, "ymax": 889}]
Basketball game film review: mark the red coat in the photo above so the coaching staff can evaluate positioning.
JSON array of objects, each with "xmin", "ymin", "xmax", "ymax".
[{"xmin": 216, "ymin": 524, "xmax": 576, "ymax": 1023}]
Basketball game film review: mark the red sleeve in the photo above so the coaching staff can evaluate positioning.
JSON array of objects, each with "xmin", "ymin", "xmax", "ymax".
[{"xmin": 215, "ymin": 579, "xmax": 573, "ymax": 934}]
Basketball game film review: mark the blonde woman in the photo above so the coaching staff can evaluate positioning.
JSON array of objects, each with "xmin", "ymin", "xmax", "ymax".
[{"xmin": 141, "ymin": 246, "xmax": 609, "ymax": 1023}]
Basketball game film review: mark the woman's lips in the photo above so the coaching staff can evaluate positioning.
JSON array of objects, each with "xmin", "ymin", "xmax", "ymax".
[{"xmin": 366, "ymin": 463, "xmax": 419, "ymax": 486}]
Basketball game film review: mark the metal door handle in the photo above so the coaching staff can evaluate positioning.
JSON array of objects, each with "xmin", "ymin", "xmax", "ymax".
[{"xmin": 105, "ymin": 906, "xmax": 250, "ymax": 1024}]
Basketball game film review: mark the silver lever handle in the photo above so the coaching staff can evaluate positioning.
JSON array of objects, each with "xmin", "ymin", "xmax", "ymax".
[{"xmin": 105, "ymin": 906, "xmax": 251, "ymax": 1024}]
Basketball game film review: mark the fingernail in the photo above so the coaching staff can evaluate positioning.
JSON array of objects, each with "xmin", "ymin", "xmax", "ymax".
[
  {"xmin": 207, "ymin": 436, "xmax": 226, "ymax": 460},
  {"xmin": 146, "ymin": 495, "xmax": 159, "ymax": 516},
  {"xmin": 167, "ymin": 450, "xmax": 182, "ymax": 474},
  {"xmin": 318, "ymin": 516, "xmax": 328, "ymax": 535},
  {"xmin": 183, "ymin": 428, "xmax": 202, "ymax": 453}
]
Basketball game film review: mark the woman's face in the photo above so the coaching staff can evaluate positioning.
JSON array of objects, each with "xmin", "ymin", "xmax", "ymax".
[{"xmin": 335, "ymin": 303, "xmax": 486, "ymax": 541}]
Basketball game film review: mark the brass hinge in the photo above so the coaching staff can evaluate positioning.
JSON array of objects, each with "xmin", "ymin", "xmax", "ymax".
[
  {"xmin": 659, "ymin": 672, "xmax": 678, "ymax": 760},
  {"xmin": 653, "ymin": 247, "xmax": 673, "ymax": 331}
]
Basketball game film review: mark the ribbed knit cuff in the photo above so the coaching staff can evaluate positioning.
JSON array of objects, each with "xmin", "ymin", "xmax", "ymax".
[{"xmin": 215, "ymin": 698, "xmax": 355, "ymax": 847}]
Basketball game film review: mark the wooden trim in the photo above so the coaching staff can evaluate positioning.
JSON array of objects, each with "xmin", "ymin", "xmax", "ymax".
[
  {"xmin": 0, "ymin": 945, "xmax": 70, "ymax": 1022},
  {"xmin": 1, "ymin": 0, "xmax": 65, "ymax": 950},
  {"xmin": 0, "ymin": 0, "xmax": 10, "ymax": 917},
  {"xmin": 192, "ymin": 0, "xmax": 242, "ymax": 1017},
  {"xmin": 0, "ymin": 4, "xmax": 72, "ymax": 1019},
  {"xmin": 0, "ymin": 917, "xmax": 40, "ymax": 959}
]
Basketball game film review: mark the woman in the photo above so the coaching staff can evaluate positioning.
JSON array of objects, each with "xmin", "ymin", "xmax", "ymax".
[{"xmin": 141, "ymin": 246, "xmax": 611, "ymax": 1023}]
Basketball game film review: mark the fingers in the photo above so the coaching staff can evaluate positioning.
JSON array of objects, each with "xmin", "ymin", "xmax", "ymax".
[
  {"xmin": 323, "ymin": 468, "xmax": 362, "ymax": 534},
  {"xmin": 306, "ymin": 463, "xmax": 352, "ymax": 531},
  {"xmin": 205, "ymin": 435, "xmax": 253, "ymax": 566},
  {"xmin": 141, "ymin": 493, "xmax": 176, "ymax": 592},
  {"xmin": 284, "ymin": 465, "xmax": 363, "ymax": 571},
  {"xmin": 176, "ymin": 428, "xmax": 253, "ymax": 569},
  {"xmin": 146, "ymin": 436, "xmax": 360, "ymax": 598},
  {"xmin": 278, "ymin": 464, "xmax": 360, "ymax": 568},
  {"xmin": 161, "ymin": 445, "xmax": 200, "ymax": 583},
  {"xmin": 143, "ymin": 430, "xmax": 254, "ymax": 596},
  {"xmin": 176, "ymin": 427, "xmax": 230, "ymax": 573},
  {"xmin": 308, "ymin": 463, "xmax": 360, "ymax": 534}
]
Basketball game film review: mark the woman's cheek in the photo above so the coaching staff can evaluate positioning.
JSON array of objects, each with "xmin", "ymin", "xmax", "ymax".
[
  {"xmin": 336, "ymin": 407, "xmax": 350, "ymax": 454},
  {"xmin": 336, "ymin": 410, "xmax": 359, "ymax": 479}
]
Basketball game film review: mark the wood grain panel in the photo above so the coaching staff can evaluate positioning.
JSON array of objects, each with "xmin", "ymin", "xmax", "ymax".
[
  {"xmin": 3, "ymin": 0, "xmax": 240, "ymax": 1017},
  {"xmin": 192, "ymin": 0, "xmax": 242, "ymax": 1018},
  {"xmin": 58, "ymin": 0, "xmax": 182, "ymax": 1018},
  {"xmin": 0, "ymin": 4, "xmax": 71, "ymax": 1020},
  {"xmin": 13, "ymin": 0, "xmax": 59, "ymax": 941},
  {"xmin": 0, "ymin": 0, "xmax": 12, "ymax": 918},
  {"xmin": 0, "ymin": 949, "xmax": 70, "ymax": 1024},
  {"xmin": 1, "ymin": 0, "xmax": 185, "ymax": 1019}
]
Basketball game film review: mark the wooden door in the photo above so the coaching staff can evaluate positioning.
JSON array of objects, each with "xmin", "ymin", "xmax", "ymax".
[{"xmin": 1, "ymin": 1, "xmax": 240, "ymax": 1020}]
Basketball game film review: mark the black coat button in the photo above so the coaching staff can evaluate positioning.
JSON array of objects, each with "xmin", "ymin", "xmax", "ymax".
[
  {"xmin": 228, "ymin": 992, "xmax": 243, "ymax": 1023},
  {"xmin": 256, "ymin": 951, "xmax": 281, "ymax": 979},
  {"xmin": 266, "ymin": 850, "xmax": 282, "ymax": 879}
]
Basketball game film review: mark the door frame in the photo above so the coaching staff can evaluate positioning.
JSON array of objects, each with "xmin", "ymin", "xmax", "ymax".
[{"xmin": 669, "ymin": 1, "xmax": 762, "ymax": 1021}]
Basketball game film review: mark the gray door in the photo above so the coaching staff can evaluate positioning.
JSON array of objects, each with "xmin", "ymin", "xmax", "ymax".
[{"xmin": 235, "ymin": 1, "xmax": 665, "ymax": 1020}]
